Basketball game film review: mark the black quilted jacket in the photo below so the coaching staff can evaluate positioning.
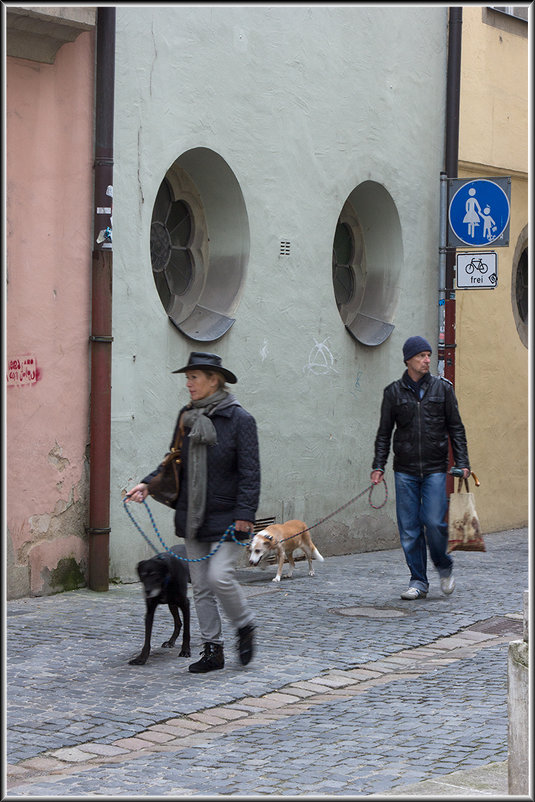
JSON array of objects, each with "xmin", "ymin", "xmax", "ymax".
[
  {"xmin": 372, "ymin": 371, "xmax": 470, "ymax": 477},
  {"xmin": 143, "ymin": 398, "xmax": 260, "ymax": 542}
]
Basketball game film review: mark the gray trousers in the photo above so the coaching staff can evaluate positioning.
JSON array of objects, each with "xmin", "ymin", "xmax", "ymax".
[{"xmin": 185, "ymin": 539, "xmax": 255, "ymax": 646}]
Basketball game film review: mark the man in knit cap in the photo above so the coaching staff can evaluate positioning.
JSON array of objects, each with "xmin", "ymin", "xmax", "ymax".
[{"xmin": 371, "ymin": 336, "xmax": 471, "ymax": 600}]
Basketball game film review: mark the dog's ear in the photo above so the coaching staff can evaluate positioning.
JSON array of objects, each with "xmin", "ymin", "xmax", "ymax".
[{"xmin": 136, "ymin": 560, "xmax": 148, "ymax": 578}]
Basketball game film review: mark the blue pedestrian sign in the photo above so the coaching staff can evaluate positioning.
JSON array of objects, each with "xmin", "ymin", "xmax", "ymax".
[{"xmin": 448, "ymin": 177, "xmax": 510, "ymax": 247}]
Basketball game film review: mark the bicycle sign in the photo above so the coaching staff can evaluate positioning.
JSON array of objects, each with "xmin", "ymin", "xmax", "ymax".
[{"xmin": 456, "ymin": 252, "xmax": 498, "ymax": 289}]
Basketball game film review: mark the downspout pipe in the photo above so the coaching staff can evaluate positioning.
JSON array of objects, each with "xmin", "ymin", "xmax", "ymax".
[
  {"xmin": 442, "ymin": 6, "xmax": 462, "ymax": 495},
  {"xmin": 88, "ymin": 6, "xmax": 115, "ymax": 591},
  {"xmin": 442, "ymin": 6, "xmax": 462, "ymax": 385}
]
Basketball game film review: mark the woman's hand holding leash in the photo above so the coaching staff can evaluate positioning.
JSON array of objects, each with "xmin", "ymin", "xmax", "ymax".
[
  {"xmin": 126, "ymin": 483, "xmax": 149, "ymax": 503},
  {"xmin": 234, "ymin": 520, "xmax": 254, "ymax": 535}
]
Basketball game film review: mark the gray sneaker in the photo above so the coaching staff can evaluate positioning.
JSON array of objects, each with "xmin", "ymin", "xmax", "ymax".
[
  {"xmin": 400, "ymin": 587, "xmax": 427, "ymax": 600},
  {"xmin": 440, "ymin": 574, "xmax": 455, "ymax": 595}
]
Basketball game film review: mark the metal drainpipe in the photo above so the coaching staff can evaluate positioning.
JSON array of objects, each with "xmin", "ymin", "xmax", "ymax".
[
  {"xmin": 442, "ymin": 6, "xmax": 462, "ymax": 385},
  {"xmin": 442, "ymin": 6, "xmax": 462, "ymax": 495},
  {"xmin": 88, "ymin": 7, "xmax": 115, "ymax": 591}
]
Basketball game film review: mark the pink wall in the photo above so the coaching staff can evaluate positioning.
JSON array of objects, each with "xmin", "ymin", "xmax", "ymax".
[{"xmin": 6, "ymin": 31, "xmax": 95, "ymax": 597}]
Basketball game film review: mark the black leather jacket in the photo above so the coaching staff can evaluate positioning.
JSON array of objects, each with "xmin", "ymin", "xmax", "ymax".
[{"xmin": 372, "ymin": 371, "xmax": 470, "ymax": 476}]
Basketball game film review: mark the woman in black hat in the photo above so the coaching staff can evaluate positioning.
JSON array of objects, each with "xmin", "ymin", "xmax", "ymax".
[{"xmin": 127, "ymin": 352, "xmax": 260, "ymax": 673}]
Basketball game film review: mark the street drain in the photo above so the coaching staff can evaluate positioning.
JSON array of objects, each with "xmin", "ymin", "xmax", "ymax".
[
  {"xmin": 466, "ymin": 615, "xmax": 524, "ymax": 636},
  {"xmin": 329, "ymin": 606, "xmax": 407, "ymax": 618}
]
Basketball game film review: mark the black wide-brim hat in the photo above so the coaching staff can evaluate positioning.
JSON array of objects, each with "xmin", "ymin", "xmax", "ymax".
[{"xmin": 172, "ymin": 351, "xmax": 237, "ymax": 383}]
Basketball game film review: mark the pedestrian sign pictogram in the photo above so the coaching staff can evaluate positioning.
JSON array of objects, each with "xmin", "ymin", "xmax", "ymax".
[
  {"xmin": 448, "ymin": 177, "xmax": 510, "ymax": 248},
  {"xmin": 456, "ymin": 252, "xmax": 498, "ymax": 289}
]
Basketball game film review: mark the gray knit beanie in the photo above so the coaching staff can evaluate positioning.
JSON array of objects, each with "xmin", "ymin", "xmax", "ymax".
[{"xmin": 402, "ymin": 336, "xmax": 432, "ymax": 363}]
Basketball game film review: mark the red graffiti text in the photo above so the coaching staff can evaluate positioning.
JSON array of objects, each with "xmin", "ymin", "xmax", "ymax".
[{"xmin": 7, "ymin": 356, "xmax": 39, "ymax": 386}]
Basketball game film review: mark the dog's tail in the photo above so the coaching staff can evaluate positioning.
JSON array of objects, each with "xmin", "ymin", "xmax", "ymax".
[{"xmin": 312, "ymin": 547, "xmax": 324, "ymax": 562}]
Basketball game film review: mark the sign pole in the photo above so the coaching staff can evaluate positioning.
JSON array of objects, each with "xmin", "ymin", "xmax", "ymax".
[
  {"xmin": 438, "ymin": 172, "xmax": 448, "ymax": 378},
  {"xmin": 438, "ymin": 174, "xmax": 457, "ymax": 383},
  {"xmin": 444, "ymin": 245, "xmax": 457, "ymax": 385}
]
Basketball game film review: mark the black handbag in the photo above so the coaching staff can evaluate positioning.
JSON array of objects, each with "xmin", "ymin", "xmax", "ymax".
[{"xmin": 146, "ymin": 417, "xmax": 184, "ymax": 507}]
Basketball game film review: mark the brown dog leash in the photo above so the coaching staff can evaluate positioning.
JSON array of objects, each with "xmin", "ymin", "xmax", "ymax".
[{"xmin": 261, "ymin": 480, "xmax": 389, "ymax": 544}]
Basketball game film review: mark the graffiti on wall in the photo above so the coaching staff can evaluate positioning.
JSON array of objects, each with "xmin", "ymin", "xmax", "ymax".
[
  {"xmin": 6, "ymin": 356, "xmax": 39, "ymax": 386},
  {"xmin": 304, "ymin": 338, "xmax": 338, "ymax": 376}
]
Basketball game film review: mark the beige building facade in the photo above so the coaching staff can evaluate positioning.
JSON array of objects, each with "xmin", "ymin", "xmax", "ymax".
[{"xmin": 453, "ymin": 6, "xmax": 529, "ymax": 532}]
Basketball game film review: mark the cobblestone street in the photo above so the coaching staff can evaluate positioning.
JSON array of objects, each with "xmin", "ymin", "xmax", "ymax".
[{"xmin": 5, "ymin": 527, "xmax": 527, "ymax": 797}]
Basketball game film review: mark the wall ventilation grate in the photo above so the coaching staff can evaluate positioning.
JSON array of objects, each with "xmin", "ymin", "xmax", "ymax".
[
  {"xmin": 253, "ymin": 517, "xmax": 276, "ymax": 534},
  {"xmin": 279, "ymin": 240, "xmax": 291, "ymax": 256}
]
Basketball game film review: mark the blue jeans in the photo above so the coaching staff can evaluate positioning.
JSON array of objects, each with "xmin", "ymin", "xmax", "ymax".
[{"xmin": 394, "ymin": 471, "xmax": 453, "ymax": 592}]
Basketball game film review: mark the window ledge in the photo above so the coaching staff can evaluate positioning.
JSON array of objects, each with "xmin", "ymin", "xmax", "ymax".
[{"xmin": 6, "ymin": 6, "xmax": 96, "ymax": 64}]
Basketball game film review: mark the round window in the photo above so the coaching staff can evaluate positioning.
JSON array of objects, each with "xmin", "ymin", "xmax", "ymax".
[
  {"xmin": 333, "ymin": 222, "xmax": 356, "ymax": 307},
  {"xmin": 151, "ymin": 185, "xmax": 193, "ymax": 296},
  {"xmin": 515, "ymin": 248, "xmax": 528, "ymax": 323},
  {"xmin": 511, "ymin": 225, "xmax": 528, "ymax": 348},
  {"xmin": 332, "ymin": 182, "xmax": 402, "ymax": 346},
  {"xmin": 150, "ymin": 149, "xmax": 250, "ymax": 342}
]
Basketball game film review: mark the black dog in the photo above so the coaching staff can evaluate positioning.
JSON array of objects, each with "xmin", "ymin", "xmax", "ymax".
[{"xmin": 129, "ymin": 544, "xmax": 191, "ymax": 665}]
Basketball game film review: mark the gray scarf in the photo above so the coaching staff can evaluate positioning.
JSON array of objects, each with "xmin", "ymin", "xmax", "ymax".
[{"xmin": 182, "ymin": 389, "xmax": 238, "ymax": 538}]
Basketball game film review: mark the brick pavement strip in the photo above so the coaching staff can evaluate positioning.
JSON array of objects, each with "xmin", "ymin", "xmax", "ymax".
[
  {"xmin": 146, "ymin": 723, "xmax": 199, "ymax": 736},
  {"xmin": 342, "ymin": 667, "xmax": 383, "ymax": 679},
  {"xmin": 287, "ymin": 680, "xmax": 336, "ymax": 693},
  {"xmin": 240, "ymin": 693, "xmax": 300, "ymax": 708},
  {"xmin": 14, "ymin": 757, "xmax": 67, "ymax": 772},
  {"xmin": 201, "ymin": 706, "xmax": 246, "ymax": 720},
  {"xmin": 279, "ymin": 685, "xmax": 316, "ymax": 697},
  {"xmin": 111, "ymin": 737, "xmax": 151, "ymax": 751},
  {"xmin": 167, "ymin": 717, "xmax": 211, "ymax": 730},
  {"xmin": 76, "ymin": 743, "xmax": 129, "ymax": 756},
  {"xmin": 136, "ymin": 730, "xmax": 176, "ymax": 744},
  {"xmin": 186, "ymin": 711, "xmax": 231, "ymax": 725},
  {"xmin": 457, "ymin": 630, "xmax": 497, "ymax": 641},
  {"xmin": 432, "ymin": 636, "xmax": 477, "ymax": 650},
  {"xmin": 305, "ymin": 674, "xmax": 354, "ymax": 688},
  {"xmin": 44, "ymin": 747, "xmax": 94, "ymax": 763},
  {"xmin": 7, "ymin": 625, "xmax": 510, "ymax": 790}
]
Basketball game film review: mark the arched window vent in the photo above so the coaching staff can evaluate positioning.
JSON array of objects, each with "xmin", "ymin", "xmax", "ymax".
[
  {"xmin": 150, "ymin": 148, "xmax": 250, "ymax": 342},
  {"xmin": 332, "ymin": 181, "xmax": 403, "ymax": 347},
  {"xmin": 511, "ymin": 225, "xmax": 528, "ymax": 348}
]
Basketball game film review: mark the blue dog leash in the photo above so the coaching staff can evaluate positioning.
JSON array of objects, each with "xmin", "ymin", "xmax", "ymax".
[
  {"xmin": 123, "ymin": 479, "xmax": 388, "ymax": 562},
  {"xmin": 122, "ymin": 497, "xmax": 241, "ymax": 562}
]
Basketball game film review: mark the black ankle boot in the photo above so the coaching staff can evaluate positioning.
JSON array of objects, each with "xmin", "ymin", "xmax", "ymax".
[
  {"xmin": 237, "ymin": 624, "xmax": 256, "ymax": 666},
  {"xmin": 188, "ymin": 643, "xmax": 224, "ymax": 673}
]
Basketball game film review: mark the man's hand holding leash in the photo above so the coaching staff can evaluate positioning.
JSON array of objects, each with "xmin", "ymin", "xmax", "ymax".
[{"xmin": 371, "ymin": 470, "xmax": 384, "ymax": 485}]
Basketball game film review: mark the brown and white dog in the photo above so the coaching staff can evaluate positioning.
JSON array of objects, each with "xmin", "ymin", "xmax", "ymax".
[{"xmin": 248, "ymin": 519, "xmax": 324, "ymax": 582}]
